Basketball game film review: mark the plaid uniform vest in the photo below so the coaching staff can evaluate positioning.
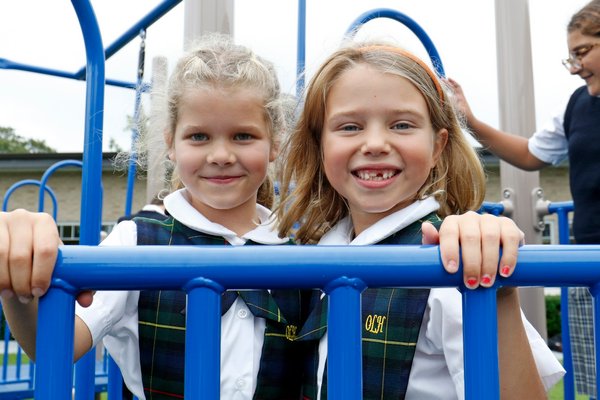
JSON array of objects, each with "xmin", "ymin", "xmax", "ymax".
[
  {"xmin": 298, "ymin": 213, "xmax": 440, "ymax": 400},
  {"xmin": 134, "ymin": 215, "xmax": 306, "ymax": 399}
]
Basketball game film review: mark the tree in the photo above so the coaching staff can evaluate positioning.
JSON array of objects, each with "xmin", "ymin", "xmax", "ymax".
[{"xmin": 0, "ymin": 126, "xmax": 56, "ymax": 153}]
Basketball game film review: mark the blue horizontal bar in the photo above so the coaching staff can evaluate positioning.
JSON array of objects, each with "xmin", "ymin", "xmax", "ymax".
[{"xmin": 54, "ymin": 244, "xmax": 600, "ymax": 290}]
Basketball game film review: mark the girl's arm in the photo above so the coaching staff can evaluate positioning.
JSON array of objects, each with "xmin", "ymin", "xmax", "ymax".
[
  {"xmin": 496, "ymin": 288, "xmax": 546, "ymax": 398},
  {"xmin": 0, "ymin": 210, "xmax": 93, "ymax": 360},
  {"xmin": 446, "ymin": 78, "xmax": 548, "ymax": 171},
  {"xmin": 423, "ymin": 212, "xmax": 547, "ymax": 397}
]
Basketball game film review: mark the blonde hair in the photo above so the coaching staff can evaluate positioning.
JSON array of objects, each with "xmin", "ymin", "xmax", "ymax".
[
  {"xmin": 135, "ymin": 34, "xmax": 286, "ymax": 209},
  {"xmin": 276, "ymin": 42, "xmax": 485, "ymax": 243}
]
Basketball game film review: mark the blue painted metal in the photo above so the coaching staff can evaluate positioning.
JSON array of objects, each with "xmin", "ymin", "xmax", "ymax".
[
  {"xmin": 480, "ymin": 201, "xmax": 504, "ymax": 216},
  {"xmin": 548, "ymin": 201, "xmax": 575, "ymax": 400},
  {"xmin": 38, "ymin": 160, "xmax": 83, "ymax": 213},
  {"xmin": 296, "ymin": 0, "xmax": 306, "ymax": 97},
  {"xmin": 69, "ymin": 0, "xmax": 105, "ymax": 399},
  {"xmin": 2, "ymin": 180, "xmax": 58, "ymax": 220},
  {"xmin": 73, "ymin": 0, "xmax": 181, "ymax": 80},
  {"xmin": 325, "ymin": 278, "xmax": 366, "ymax": 400},
  {"xmin": 184, "ymin": 282, "xmax": 223, "ymax": 399},
  {"xmin": 0, "ymin": 0, "xmax": 181, "ymax": 90},
  {"xmin": 34, "ymin": 282, "xmax": 77, "ymax": 400},
  {"xmin": 124, "ymin": 30, "xmax": 146, "ymax": 217},
  {"xmin": 462, "ymin": 288, "xmax": 499, "ymax": 398},
  {"xmin": 32, "ymin": 244, "xmax": 600, "ymax": 399},
  {"xmin": 344, "ymin": 8, "xmax": 445, "ymax": 77},
  {"xmin": 0, "ymin": 57, "xmax": 137, "ymax": 89}
]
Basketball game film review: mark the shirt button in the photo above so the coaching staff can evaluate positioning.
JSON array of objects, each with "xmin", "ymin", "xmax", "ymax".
[
  {"xmin": 237, "ymin": 309, "xmax": 248, "ymax": 319},
  {"xmin": 236, "ymin": 378, "xmax": 246, "ymax": 389}
]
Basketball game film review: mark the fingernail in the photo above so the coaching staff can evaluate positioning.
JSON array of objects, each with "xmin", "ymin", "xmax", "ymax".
[
  {"xmin": 481, "ymin": 275, "xmax": 492, "ymax": 286},
  {"xmin": 500, "ymin": 266, "xmax": 511, "ymax": 277},
  {"xmin": 32, "ymin": 287, "xmax": 45, "ymax": 298},
  {"xmin": 0, "ymin": 289, "xmax": 14, "ymax": 299},
  {"xmin": 466, "ymin": 277, "xmax": 478, "ymax": 289},
  {"xmin": 18, "ymin": 296, "xmax": 32, "ymax": 305},
  {"xmin": 446, "ymin": 260, "xmax": 458, "ymax": 273}
]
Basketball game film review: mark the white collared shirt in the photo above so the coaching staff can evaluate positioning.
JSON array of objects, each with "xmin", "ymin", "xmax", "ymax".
[
  {"xmin": 315, "ymin": 198, "xmax": 565, "ymax": 399},
  {"xmin": 76, "ymin": 189, "xmax": 288, "ymax": 400}
]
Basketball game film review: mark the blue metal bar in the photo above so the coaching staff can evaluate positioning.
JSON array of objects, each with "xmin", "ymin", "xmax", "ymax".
[
  {"xmin": 73, "ymin": 0, "xmax": 181, "ymax": 79},
  {"xmin": 51, "ymin": 245, "xmax": 600, "ymax": 289},
  {"xmin": 184, "ymin": 281, "xmax": 223, "ymax": 399},
  {"xmin": 124, "ymin": 30, "xmax": 146, "ymax": 216},
  {"xmin": 35, "ymin": 282, "xmax": 77, "ymax": 400},
  {"xmin": 107, "ymin": 357, "xmax": 122, "ymax": 399},
  {"xmin": 462, "ymin": 289, "xmax": 499, "ymax": 399},
  {"xmin": 325, "ymin": 278, "xmax": 365, "ymax": 400},
  {"xmin": 2, "ymin": 179, "xmax": 58, "ymax": 220},
  {"xmin": 344, "ymin": 8, "xmax": 445, "ymax": 77},
  {"xmin": 71, "ymin": 0, "xmax": 105, "ymax": 398},
  {"xmin": 480, "ymin": 201, "xmax": 504, "ymax": 216},
  {"xmin": 296, "ymin": 0, "xmax": 306, "ymax": 97},
  {"xmin": 38, "ymin": 160, "xmax": 83, "ymax": 213},
  {"xmin": 0, "ymin": 57, "xmax": 138, "ymax": 89},
  {"xmin": 33, "ymin": 244, "xmax": 600, "ymax": 399},
  {"xmin": 548, "ymin": 201, "xmax": 575, "ymax": 400}
]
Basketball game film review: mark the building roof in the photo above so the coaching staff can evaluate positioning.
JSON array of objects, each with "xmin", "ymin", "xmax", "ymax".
[{"xmin": 0, "ymin": 152, "xmax": 120, "ymax": 173}]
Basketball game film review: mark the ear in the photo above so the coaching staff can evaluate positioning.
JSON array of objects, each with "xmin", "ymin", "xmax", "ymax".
[
  {"xmin": 164, "ymin": 130, "xmax": 175, "ymax": 161},
  {"xmin": 431, "ymin": 128, "xmax": 448, "ymax": 166}
]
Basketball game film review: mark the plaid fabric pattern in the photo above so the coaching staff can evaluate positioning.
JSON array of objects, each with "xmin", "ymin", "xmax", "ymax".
[
  {"xmin": 568, "ymin": 286, "xmax": 596, "ymax": 396},
  {"xmin": 299, "ymin": 213, "xmax": 440, "ymax": 400},
  {"xmin": 135, "ymin": 216, "xmax": 305, "ymax": 399}
]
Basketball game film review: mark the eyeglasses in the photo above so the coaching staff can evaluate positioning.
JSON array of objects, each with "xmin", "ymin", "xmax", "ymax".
[{"xmin": 562, "ymin": 43, "xmax": 600, "ymax": 71}]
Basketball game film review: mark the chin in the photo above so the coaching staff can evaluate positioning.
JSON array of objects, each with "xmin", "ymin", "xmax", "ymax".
[{"xmin": 586, "ymin": 83, "xmax": 600, "ymax": 97}]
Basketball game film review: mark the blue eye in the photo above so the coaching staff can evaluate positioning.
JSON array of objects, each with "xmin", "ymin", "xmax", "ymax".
[
  {"xmin": 190, "ymin": 133, "xmax": 208, "ymax": 141},
  {"xmin": 392, "ymin": 122, "xmax": 411, "ymax": 130},
  {"xmin": 341, "ymin": 125, "xmax": 360, "ymax": 132},
  {"xmin": 234, "ymin": 133, "xmax": 254, "ymax": 141}
]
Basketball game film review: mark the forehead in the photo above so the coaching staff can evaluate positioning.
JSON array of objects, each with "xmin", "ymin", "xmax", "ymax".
[
  {"xmin": 327, "ymin": 64, "xmax": 428, "ymax": 111},
  {"xmin": 567, "ymin": 30, "xmax": 597, "ymax": 51}
]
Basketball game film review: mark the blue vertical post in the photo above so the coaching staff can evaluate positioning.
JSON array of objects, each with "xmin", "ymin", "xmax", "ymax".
[
  {"xmin": 550, "ymin": 202, "xmax": 575, "ymax": 400},
  {"xmin": 592, "ymin": 284, "xmax": 600, "ymax": 400},
  {"xmin": 184, "ymin": 280, "xmax": 223, "ymax": 399},
  {"xmin": 124, "ymin": 30, "xmax": 146, "ymax": 217},
  {"xmin": 71, "ymin": 0, "xmax": 106, "ymax": 399},
  {"xmin": 296, "ymin": 0, "xmax": 306, "ymax": 97},
  {"xmin": 462, "ymin": 288, "xmax": 499, "ymax": 399},
  {"xmin": 325, "ymin": 278, "xmax": 365, "ymax": 400},
  {"xmin": 34, "ymin": 284, "xmax": 77, "ymax": 399}
]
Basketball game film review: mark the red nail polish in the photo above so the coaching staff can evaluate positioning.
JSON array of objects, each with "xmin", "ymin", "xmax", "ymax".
[
  {"xmin": 481, "ymin": 275, "xmax": 492, "ymax": 285},
  {"xmin": 466, "ymin": 278, "xmax": 478, "ymax": 288},
  {"xmin": 501, "ymin": 266, "xmax": 510, "ymax": 276}
]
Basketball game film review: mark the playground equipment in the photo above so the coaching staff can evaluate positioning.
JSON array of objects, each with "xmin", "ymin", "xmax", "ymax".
[{"xmin": 0, "ymin": 1, "xmax": 594, "ymax": 399}]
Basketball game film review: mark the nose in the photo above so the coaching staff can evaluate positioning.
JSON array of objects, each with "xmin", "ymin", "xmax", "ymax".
[
  {"xmin": 569, "ymin": 62, "xmax": 583, "ymax": 75},
  {"xmin": 207, "ymin": 143, "xmax": 236, "ymax": 165},
  {"xmin": 361, "ymin": 127, "xmax": 391, "ymax": 156}
]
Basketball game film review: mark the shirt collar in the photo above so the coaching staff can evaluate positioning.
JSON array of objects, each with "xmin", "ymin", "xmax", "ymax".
[
  {"xmin": 318, "ymin": 197, "xmax": 440, "ymax": 246},
  {"xmin": 163, "ymin": 189, "xmax": 289, "ymax": 245}
]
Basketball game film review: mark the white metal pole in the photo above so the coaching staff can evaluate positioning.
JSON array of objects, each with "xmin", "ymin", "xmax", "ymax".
[
  {"xmin": 495, "ymin": 0, "xmax": 547, "ymax": 339},
  {"xmin": 183, "ymin": 0, "xmax": 234, "ymax": 48}
]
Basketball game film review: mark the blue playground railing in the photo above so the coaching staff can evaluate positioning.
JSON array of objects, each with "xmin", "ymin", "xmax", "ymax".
[{"xmin": 32, "ymin": 244, "xmax": 600, "ymax": 399}]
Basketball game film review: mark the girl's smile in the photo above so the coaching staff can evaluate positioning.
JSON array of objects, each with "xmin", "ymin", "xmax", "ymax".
[{"xmin": 322, "ymin": 64, "xmax": 447, "ymax": 235}]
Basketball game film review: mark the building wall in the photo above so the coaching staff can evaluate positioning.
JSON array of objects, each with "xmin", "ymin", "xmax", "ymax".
[
  {"xmin": 484, "ymin": 164, "xmax": 572, "ymax": 244},
  {"xmin": 484, "ymin": 164, "xmax": 571, "ymax": 203},
  {"xmin": 1, "ymin": 170, "xmax": 147, "ymax": 225}
]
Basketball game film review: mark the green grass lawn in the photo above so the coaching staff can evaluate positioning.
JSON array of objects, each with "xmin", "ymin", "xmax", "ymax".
[{"xmin": 548, "ymin": 378, "xmax": 589, "ymax": 400}]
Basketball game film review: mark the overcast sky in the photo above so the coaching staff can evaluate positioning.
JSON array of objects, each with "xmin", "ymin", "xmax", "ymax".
[{"xmin": 0, "ymin": 0, "xmax": 590, "ymax": 153}]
